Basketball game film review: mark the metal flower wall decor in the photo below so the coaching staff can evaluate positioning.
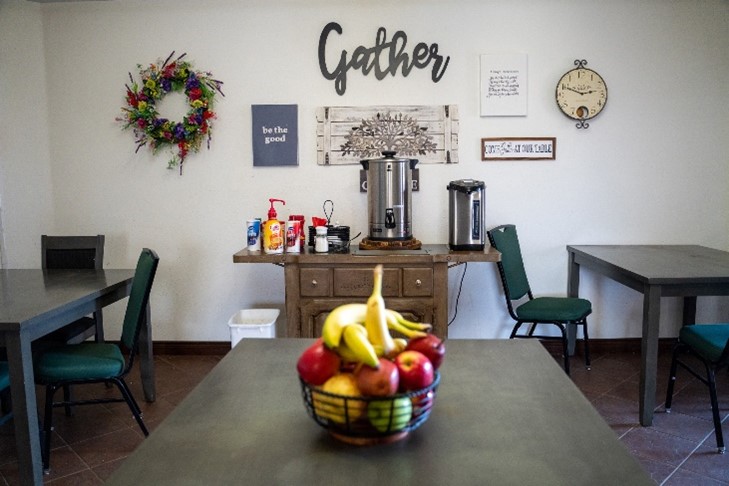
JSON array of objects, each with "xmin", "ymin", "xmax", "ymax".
[{"xmin": 340, "ymin": 112, "xmax": 437, "ymax": 158}]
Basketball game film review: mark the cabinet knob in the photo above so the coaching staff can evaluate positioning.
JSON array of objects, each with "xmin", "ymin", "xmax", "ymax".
[
  {"xmin": 311, "ymin": 279, "xmax": 318, "ymax": 287},
  {"xmin": 415, "ymin": 279, "xmax": 422, "ymax": 287}
]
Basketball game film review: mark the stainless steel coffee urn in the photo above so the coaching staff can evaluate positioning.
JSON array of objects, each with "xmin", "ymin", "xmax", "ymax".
[
  {"xmin": 447, "ymin": 179, "xmax": 485, "ymax": 250},
  {"xmin": 361, "ymin": 151, "xmax": 418, "ymax": 241}
]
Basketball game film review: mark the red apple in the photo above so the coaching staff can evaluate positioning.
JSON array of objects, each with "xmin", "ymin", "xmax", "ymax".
[
  {"xmin": 405, "ymin": 334, "xmax": 446, "ymax": 370},
  {"xmin": 356, "ymin": 358, "xmax": 399, "ymax": 396},
  {"xmin": 297, "ymin": 339, "xmax": 341, "ymax": 386},
  {"xmin": 395, "ymin": 350, "xmax": 434, "ymax": 391}
]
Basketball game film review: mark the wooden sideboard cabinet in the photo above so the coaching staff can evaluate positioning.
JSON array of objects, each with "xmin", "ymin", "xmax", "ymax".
[{"xmin": 233, "ymin": 244, "xmax": 500, "ymax": 338}]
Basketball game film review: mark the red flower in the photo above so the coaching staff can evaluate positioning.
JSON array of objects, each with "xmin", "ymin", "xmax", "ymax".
[
  {"xmin": 126, "ymin": 89, "xmax": 138, "ymax": 108},
  {"xmin": 203, "ymin": 110, "xmax": 215, "ymax": 120},
  {"xmin": 137, "ymin": 118, "xmax": 147, "ymax": 129},
  {"xmin": 163, "ymin": 62, "xmax": 176, "ymax": 78},
  {"xmin": 188, "ymin": 87, "xmax": 202, "ymax": 100}
]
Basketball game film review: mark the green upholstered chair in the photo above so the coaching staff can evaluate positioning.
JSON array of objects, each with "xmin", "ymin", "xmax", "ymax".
[
  {"xmin": 665, "ymin": 323, "xmax": 729, "ymax": 453},
  {"xmin": 35, "ymin": 248, "xmax": 159, "ymax": 472},
  {"xmin": 0, "ymin": 362, "xmax": 11, "ymax": 426},
  {"xmin": 41, "ymin": 235, "xmax": 106, "ymax": 344},
  {"xmin": 487, "ymin": 225, "xmax": 591, "ymax": 375}
]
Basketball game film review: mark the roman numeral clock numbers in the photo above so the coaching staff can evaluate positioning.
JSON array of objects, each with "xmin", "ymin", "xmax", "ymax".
[{"xmin": 555, "ymin": 59, "xmax": 608, "ymax": 129}]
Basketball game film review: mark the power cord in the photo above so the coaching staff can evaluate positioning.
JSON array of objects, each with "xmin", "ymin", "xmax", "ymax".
[{"xmin": 447, "ymin": 262, "xmax": 468, "ymax": 328}]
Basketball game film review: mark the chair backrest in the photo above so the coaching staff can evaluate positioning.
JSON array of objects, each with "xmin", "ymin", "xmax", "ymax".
[
  {"xmin": 486, "ymin": 225, "xmax": 532, "ymax": 302},
  {"xmin": 0, "ymin": 362, "xmax": 8, "ymax": 391},
  {"xmin": 121, "ymin": 249, "xmax": 159, "ymax": 351},
  {"xmin": 42, "ymin": 235, "xmax": 105, "ymax": 270}
]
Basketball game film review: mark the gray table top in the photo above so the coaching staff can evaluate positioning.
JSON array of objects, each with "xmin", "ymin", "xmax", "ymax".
[
  {"xmin": 107, "ymin": 339, "xmax": 650, "ymax": 486},
  {"xmin": 0, "ymin": 269, "xmax": 135, "ymax": 332},
  {"xmin": 568, "ymin": 245, "xmax": 729, "ymax": 283}
]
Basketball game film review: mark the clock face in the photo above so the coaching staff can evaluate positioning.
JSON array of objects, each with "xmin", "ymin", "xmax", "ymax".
[{"xmin": 556, "ymin": 68, "xmax": 607, "ymax": 120}]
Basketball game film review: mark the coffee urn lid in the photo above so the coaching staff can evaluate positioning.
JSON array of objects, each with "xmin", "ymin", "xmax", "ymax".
[
  {"xmin": 361, "ymin": 151, "xmax": 418, "ymax": 169},
  {"xmin": 447, "ymin": 179, "xmax": 485, "ymax": 194}
]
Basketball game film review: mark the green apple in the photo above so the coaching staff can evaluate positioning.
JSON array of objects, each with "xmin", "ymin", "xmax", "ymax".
[{"xmin": 367, "ymin": 396, "xmax": 412, "ymax": 432}]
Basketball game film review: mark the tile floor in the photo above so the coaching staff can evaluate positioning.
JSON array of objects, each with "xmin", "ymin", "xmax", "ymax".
[{"xmin": 0, "ymin": 347, "xmax": 727, "ymax": 485}]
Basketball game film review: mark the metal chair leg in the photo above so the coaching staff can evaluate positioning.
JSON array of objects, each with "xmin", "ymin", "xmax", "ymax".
[
  {"xmin": 42, "ymin": 385, "xmax": 56, "ymax": 473},
  {"xmin": 665, "ymin": 346, "xmax": 681, "ymax": 412},
  {"xmin": 582, "ymin": 321, "xmax": 591, "ymax": 370},
  {"xmin": 113, "ymin": 378, "xmax": 149, "ymax": 437},
  {"xmin": 707, "ymin": 367, "xmax": 726, "ymax": 453}
]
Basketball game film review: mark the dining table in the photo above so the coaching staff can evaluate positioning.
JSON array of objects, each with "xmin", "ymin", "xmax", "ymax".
[
  {"xmin": 0, "ymin": 268, "xmax": 155, "ymax": 485},
  {"xmin": 107, "ymin": 338, "xmax": 651, "ymax": 485},
  {"xmin": 567, "ymin": 245, "xmax": 729, "ymax": 426}
]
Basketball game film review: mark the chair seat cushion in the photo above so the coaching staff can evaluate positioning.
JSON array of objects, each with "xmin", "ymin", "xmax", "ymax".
[
  {"xmin": 0, "ymin": 362, "xmax": 9, "ymax": 390},
  {"xmin": 680, "ymin": 324, "xmax": 729, "ymax": 363},
  {"xmin": 35, "ymin": 343, "xmax": 125, "ymax": 382},
  {"xmin": 516, "ymin": 297, "xmax": 592, "ymax": 322}
]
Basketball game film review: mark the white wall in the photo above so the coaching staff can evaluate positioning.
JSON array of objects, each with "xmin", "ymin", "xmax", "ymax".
[
  {"xmin": 0, "ymin": 0, "xmax": 55, "ymax": 267},
  {"xmin": 1, "ymin": 0, "xmax": 727, "ymax": 342}
]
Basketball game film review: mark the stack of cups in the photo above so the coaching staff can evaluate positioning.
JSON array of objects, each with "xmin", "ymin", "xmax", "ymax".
[{"xmin": 286, "ymin": 219, "xmax": 301, "ymax": 253}]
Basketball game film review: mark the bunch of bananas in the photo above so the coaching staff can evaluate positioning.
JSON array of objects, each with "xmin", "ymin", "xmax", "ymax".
[{"xmin": 321, "ymin": 265, "xmax": 432, "ymax": 368}]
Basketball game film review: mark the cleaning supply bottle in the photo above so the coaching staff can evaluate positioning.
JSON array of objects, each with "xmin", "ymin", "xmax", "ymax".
[{"xmin": 262, "ymin": 198, "xmax": 286, "ymax": 254}]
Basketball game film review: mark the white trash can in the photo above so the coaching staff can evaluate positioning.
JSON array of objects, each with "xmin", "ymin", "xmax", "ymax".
[{"xmin": 228, "ymin": 309, "xmax": 279, "ymax": 348}]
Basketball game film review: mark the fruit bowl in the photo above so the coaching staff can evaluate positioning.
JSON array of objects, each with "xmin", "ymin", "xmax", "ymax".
[{"xmin": 299, "ymin": 372, "xmax": 440, "ymax": 445}]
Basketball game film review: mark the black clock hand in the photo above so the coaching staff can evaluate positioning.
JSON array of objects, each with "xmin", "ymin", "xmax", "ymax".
[{"xmin": 565, "ymin": 86, "xmax": 586, "ymax": 95}]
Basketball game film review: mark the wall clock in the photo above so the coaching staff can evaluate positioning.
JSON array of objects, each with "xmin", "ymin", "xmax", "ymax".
[{"xmin": 555, "ymin": 59, "xmax": 607, "ymax": 129}]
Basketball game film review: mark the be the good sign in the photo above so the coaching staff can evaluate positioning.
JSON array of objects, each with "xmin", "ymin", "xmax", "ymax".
[{"xmin": 318, "ymin": 21, "xmax": 450, "ymax": 96}]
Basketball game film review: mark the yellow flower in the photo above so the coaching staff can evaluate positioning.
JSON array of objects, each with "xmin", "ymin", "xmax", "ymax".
[
  {"xmin": 145, "ymin": 79, "xmax": 157, "ymax": 89},
  {"xmin": 138, "ymin": 100, "xmax": 147, "ymax": 111},
  {"xmin": 191, "ymin": 100, "xmax": 204, "ymax": 109}
]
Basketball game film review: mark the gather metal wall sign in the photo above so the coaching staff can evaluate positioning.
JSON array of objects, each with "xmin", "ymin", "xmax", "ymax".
[{"xmin": 318, "ymin": 21, "xmax": 451, "ymax": 96}]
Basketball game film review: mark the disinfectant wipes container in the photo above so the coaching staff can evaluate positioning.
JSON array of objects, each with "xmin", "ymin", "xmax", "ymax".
[{"xmin": 228, "ymin": 309, "xmax": 279, "ymax": 348}]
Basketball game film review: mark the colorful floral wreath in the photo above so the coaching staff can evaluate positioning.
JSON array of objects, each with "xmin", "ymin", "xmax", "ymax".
[{"xmin": 118, "ymin": 52, "xmax": 224, "ymax": 174}]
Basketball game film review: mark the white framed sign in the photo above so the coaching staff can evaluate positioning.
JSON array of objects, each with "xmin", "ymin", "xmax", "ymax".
[
  {"xmin": 481, "ymin": 137, "xmax": 556, "ymax": 161},
  {"xmin": 480, "ymin": 53, "xmax": 528, "ymax": 117}
]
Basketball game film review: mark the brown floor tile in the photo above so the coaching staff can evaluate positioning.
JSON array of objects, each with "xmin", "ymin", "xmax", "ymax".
[
  {"xmin": 45, "ymin": 468, "xmax": 103, "ymax": 485},
  {"xmin": 680, "ymin": 442, "xmax": 729, "ymax": 483},
  {"xmin": 663, "ymin": 468, "xmax": 729, "ymax": 485},
  {"xmin": 621, "ymin": 426, "xmax": 699, "ymax": 467},
  {"xmin": 71, "ymin": 428, "xmax": 145, "ymax": 469}
]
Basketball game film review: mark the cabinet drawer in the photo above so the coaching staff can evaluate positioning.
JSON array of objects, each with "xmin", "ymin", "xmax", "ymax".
[
  {"xmin": 333, "ymin": 268, "xmax": 400, "ymax": 297},
  {"xmin": 300, "ymin": 268, "xmax": 331, "ymax": 297},
  {"xmin": 403, "ymin": 268, "xmax": 433, "ymax": 297}
]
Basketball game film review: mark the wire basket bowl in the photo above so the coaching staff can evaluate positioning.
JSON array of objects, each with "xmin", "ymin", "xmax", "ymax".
[{"xmin": 299, "ymin": 372, "xmax": 440, "ymax": 445}]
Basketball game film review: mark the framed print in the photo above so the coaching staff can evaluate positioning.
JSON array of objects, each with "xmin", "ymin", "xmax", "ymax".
[
  {"xmin": 480, "ymin": 53, "xmax": 528, "ymax": 117},
  {"xmin": 481, "ymin": 137, "xmax": 556, "ymax": 161}
]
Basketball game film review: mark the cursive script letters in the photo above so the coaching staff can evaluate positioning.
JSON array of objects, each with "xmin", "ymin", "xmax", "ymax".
[{"xmin": 318, "ymin": 22, "xmax": 450, "ymax": 95}]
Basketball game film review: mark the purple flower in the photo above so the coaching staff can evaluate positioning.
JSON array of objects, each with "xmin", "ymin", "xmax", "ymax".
[
  {"xmin": 161, "ymin": 78, "xmax": 172, "ymax": 92},
  {"xmin": 186, "ymin": 73, "xmax": 200, "ymax": 90},
  {"xmin": 174, "ymin": 123, "xmax": 186, "ymax": 139}
]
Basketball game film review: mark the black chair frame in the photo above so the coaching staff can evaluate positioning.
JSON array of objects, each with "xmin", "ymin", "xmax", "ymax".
[
  {"xmin": 488, "ymin": 225, "xmax": 590, "ymax": 375},
  {"xmin": 39, "ymin": 248, "xmax": 158, "ymax": 471},
  {"xmin": 665, "ymin": 338, "xmax": 729, "ymax": 454}
]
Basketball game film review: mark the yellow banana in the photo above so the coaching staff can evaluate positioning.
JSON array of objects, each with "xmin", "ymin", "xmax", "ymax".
[
  {"xmin": 365, "ymin": 265, "xmax": 396, "ymax": 358},
  {"xmin": 385, "ymin": 312, "xmax": 429, "ymax": 339},
  {"xmin": 341, "ymin": 324, "xmax": 379, "ymax": 368},
  {"xmin": 334, "ymin": 338, "xmax": 361, "ymax": 363},
  {"xmin": 392, "ymin": 337, "xmax": 408, "ymax": 355},
  {"xmin": 321, "ymin": 303, "xmax": 367, "ymax": 348},
  {"xmin": 384, "ymin": 309, "xmax": 432, "ymax": 332}
]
